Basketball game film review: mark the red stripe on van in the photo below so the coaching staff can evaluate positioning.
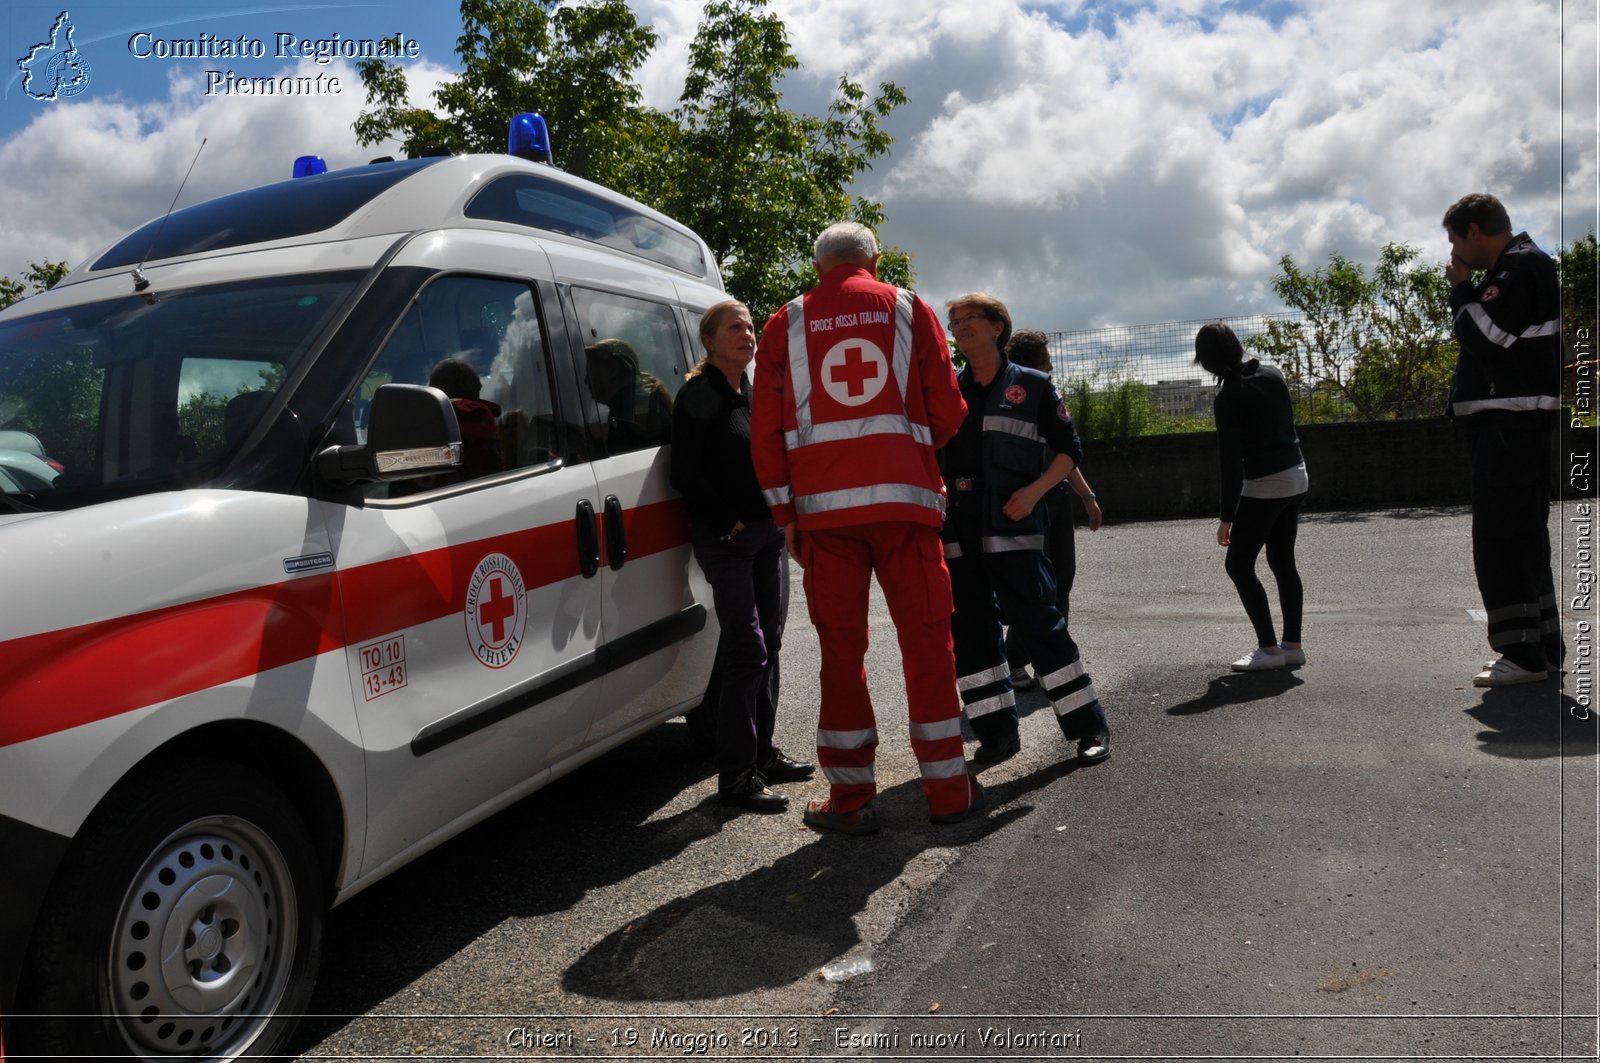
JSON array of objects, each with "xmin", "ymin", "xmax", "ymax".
[{"xmin": 0, "ymin": 498, "xmax": 690, "ymax": 749}]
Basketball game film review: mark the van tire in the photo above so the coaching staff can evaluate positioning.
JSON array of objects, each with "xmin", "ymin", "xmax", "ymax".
[{"xmin": 16, "ymin": 760, "xmax": 323, "ymax": 1061}]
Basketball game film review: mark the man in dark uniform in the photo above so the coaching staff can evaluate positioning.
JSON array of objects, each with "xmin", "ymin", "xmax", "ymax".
[{"xmin": 1442, "ymin": 193, "xmax": 1563, "ymax": 686}]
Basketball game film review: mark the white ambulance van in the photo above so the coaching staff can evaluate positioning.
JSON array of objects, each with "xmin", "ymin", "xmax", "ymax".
[{"xmin": 0, "ymin": 117, "xmax": 728, "ymax": 1060}]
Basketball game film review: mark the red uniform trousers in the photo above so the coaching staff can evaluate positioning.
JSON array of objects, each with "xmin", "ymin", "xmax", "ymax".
[{"xmin": 800, "ymin": 521, "xmax": 975, "ymax": 817}]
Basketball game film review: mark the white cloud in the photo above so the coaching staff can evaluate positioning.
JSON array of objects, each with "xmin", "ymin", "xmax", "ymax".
[
  {"xmin": 1, "ymin": 0, "xmax": 1591, "ymax": 335},
  {"xmin": 0, "ymin": 59, "xmax": 451, "ymax": 279}
]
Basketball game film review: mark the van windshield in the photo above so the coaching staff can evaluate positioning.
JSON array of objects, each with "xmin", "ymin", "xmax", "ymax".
[{"xmin": 0, "ymin": 272, "xmax": 362, "ymax": 509}]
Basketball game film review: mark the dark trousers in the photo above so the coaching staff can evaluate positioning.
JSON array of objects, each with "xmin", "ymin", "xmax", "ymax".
[
  {"xmin": 1468, "ymin": 424, "xmax": 1559, "ymax": 669},
  {"xmin": 1225, "ymin": 492, "xmax": 1306, "ymax": 648},
  {"xmin": 949, "ymin": 543, "xmax": 1106, "ymax": 743},
  {"xmin": 1005, "ymin": 488, "xmax": 1074, "ymax": 669},
  {"xmin": 691, "ymin": 519, "xmax": 785, "ymax": 789}
]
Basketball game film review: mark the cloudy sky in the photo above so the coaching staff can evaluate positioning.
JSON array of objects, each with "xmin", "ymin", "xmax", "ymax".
[{"xmin": 1, "ymin": 0, "xmax": 1594, "ymax": 332}]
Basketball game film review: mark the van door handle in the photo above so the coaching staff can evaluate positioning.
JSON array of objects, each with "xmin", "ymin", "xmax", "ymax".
[
  {"xmin": 576, "ymin": 499, "xmax": 600, "ymax": 579},
  {"xmin": 603, "ymin": 495, "xmax": 627, "ymax": 570}
]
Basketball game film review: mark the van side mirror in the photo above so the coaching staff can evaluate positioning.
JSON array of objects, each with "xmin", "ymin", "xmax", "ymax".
[{"xmin": 318, "ymin": 383, "xmax": 462, "ymax": 484}]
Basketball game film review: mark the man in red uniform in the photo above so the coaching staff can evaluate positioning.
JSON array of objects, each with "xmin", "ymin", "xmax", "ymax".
[{"xmin": 751, "ymin": 221, "xmax": 978, "ymax": 835}]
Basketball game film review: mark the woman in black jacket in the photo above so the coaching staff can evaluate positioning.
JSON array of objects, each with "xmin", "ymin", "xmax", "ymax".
[
  {"xmin": 671, "ymin": 300, "xmax": 813, "ymax": 813},
  {"xmin": 1195, "ymin": 322, "xmax": 1308, "ymax": 672}
]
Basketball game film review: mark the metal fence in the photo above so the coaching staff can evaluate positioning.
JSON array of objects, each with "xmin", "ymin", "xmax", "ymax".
[{"xmin": 1037, "ymin": 310, "xmax": 1366, "ymax": 441}]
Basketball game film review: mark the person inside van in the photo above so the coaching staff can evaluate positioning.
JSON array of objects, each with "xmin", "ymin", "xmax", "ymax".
[
  {"xmin": 429, "ymin": 357, "xmax": 504, "ymax": 481},
  {"xmin": 671, "ymin": 300, "xmax": 813, "ymax": 813},
  {"xmin": 584, "ymin": 339, "xmax": 673, "ymax": 452}
]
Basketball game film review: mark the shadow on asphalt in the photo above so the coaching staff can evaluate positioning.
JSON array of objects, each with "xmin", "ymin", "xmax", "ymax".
[
  {"xmin": 1467, "ymin": 684, "xmax": 1597, "ymax": 759},
  {"xmin": 1300, "ymin": 505, "xmax": 1470, "ymax": 524},
  {"xmin": 297, "ymin": 718, "xmax": 723, "ymax": 1046},
  {"xmin": 1165, "ymin": 669, "xmax": 1306, "ymax": 714},
  {"xmin": 559, "ymin": 757, "xmax": 1082, "ymax": 1001}
]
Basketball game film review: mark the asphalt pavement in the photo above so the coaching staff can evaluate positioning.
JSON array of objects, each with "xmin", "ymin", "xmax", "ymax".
[{"xmin": 297, "ymin": 504, "xmax": 1598, "ymax": 1062}]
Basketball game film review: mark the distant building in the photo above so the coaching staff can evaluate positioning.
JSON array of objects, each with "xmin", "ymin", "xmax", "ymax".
[{"xmin": 1148, "ymin": 377, "xmax": 1214, "ymax": 418}]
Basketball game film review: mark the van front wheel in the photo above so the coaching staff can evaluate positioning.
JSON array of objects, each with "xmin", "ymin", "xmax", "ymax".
[{"xmin": 18, "ymin": 760, "xmax": 324, "ymax": 1061}]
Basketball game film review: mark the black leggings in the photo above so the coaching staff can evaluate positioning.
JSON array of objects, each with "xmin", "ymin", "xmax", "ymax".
[{"xmin": 1225, "ymin": 493, "xmax": 1305, "ymax": 647}]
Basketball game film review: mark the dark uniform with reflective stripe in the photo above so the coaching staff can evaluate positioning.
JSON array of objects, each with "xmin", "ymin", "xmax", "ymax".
[
  {"xmin": 1448, "ymin": 232, "xmax": 1563, "ymax": 669},
  {"xmin": 941, "ymin": 360, "xmax": 1109, "ymax": 753}
]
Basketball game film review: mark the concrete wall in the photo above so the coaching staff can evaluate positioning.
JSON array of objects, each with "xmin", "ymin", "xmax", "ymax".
[{"xmin": 1081, "ymin": 417, "xmax": 1582, "ymax": 523}]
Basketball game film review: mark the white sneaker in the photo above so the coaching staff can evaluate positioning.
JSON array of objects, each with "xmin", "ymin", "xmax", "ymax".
[
  {"xmin": 1231, "ymin": 647, "xmax": 1287, "ymax": 671},
  {"xmin": 1279, "ymin": 643, "xmax": 1306, "ymax": 666},
  {"xmin": 1472, "ymin": 658, "xmax": 1547, "ymax": 687}
]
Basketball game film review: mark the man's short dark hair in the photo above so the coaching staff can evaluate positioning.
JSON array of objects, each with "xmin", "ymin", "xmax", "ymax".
[
  {"xmin": 1442, "ymin": 193, "xmax": 1512, "ymax": 237},
  {"xmin": 1005, "ymin": 330, "xmax": 1052, "ymax": 374}
]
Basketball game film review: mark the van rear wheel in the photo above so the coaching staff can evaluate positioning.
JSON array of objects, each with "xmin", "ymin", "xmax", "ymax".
[{"xmin": 17, "ymin": 760, "xmax": 323, "ymax": 1061}]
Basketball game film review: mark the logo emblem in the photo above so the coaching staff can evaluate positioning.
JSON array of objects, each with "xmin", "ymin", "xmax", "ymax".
[
  {"xmin": 820, "ymin": 338, "xmax": 888, "ymax": 407},
  {"xmin": 1481, "ymin": 285, "xmax": 1500, "ymax": 302},
  {"xmin": 1057, "ymin": 401, "xmax": 1072, "ymax": 421},
  {"xmin": 465, "ymin": 553, "xmax": 527, "ymax": 669},
  {"xmin": 18, "ymin": 11, "xmax": 92, "ymax": 102},
  {"xmin": 1005, "ymin": 385, "xmax": 1027, "ymax": 405}
]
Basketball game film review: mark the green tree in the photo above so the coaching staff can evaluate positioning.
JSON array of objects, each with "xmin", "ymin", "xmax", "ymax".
[
  {"xmin": 1559, "ymin": 232, "xmax": 1597, "ymax": 358},
  {"xmin": 661, "ymin": 0, "xmax": 908, "ymax": 316},
  {"xmin": 1249, "ymin": 243, "xmax": 1455, "ymax": 421},
  {"xmin": 354, "ymin": 0, "xmax": 912, "ymax": 320},
  {"xmin": 355, "ymin": 0, "xmax": 658, "ymax": 189},
  {"xmin": 0, "ymin": 259, "xmax": 69, "ymax": 310}
]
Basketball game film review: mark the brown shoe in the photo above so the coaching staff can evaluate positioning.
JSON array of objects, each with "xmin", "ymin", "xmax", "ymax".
[{"xmin": 802, "ymin": 800, "xmax": 880, "ymax": 836}]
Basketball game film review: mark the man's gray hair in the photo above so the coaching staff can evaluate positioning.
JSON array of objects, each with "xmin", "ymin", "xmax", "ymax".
[{"xmin": 814, "ymin": 222, "xmax": 879, "ymax": 265}]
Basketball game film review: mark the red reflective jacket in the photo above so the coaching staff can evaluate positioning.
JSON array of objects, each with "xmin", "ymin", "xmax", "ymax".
[{"xmin": 751, "ymin": 264, "xmax": 966, "ymax": 531}]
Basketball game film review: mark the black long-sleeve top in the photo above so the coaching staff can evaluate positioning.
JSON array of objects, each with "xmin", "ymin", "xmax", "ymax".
[
  {"xmin": 670, "ymin": 366, "xmax": 770, "ymax": 536},
  {"xmin": 1213, "ymin": 359, "xmax": 1303, "ymax": 520}
]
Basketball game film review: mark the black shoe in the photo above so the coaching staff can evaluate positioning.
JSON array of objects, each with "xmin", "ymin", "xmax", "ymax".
[
  {"xmin": 758, "ymin": 747, "xmax": 815, "ymax": 782},
  {"xmin": 719, "ymin": 769, "xmax": 789, "ymax": 813},
  {"xmin": 973, "ymin": 730, "xmax": 1021, "ymax": 765},
  {"xmin": 1077, "ymin": 730, "xmax": 1110, "ymax": 765}
]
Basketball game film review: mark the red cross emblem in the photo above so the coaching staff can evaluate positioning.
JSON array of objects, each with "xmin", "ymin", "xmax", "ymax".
[
  {"xmin": 465, "ymin": 553, "xmax": 527, "ymax": 668},
  {"xmin": 820, "ymin": 337, "xmax": 889, "ymax": 407}
]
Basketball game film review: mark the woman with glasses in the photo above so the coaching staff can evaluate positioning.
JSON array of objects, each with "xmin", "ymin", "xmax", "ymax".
[
  {"xmin": 939, "ymin": 293, "xmax": 1111, "ymax": 767},
  {"xmin": 671, "ymin": 300, "xmax": 814, "ymax": 814}
]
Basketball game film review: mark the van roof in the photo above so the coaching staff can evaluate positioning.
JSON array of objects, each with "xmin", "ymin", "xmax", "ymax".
[{"xmin": 81, "ymin": 154, "xmax": 720, "ymax": 286}]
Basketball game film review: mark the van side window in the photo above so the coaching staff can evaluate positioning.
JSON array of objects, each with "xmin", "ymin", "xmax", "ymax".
[
  {"xmin": 348, "ymin": 276, "xmax": 559, "ymax": 496},
  {"xmin": 570, "ymin": 288, "xmax": 685, "ymax": 457}
]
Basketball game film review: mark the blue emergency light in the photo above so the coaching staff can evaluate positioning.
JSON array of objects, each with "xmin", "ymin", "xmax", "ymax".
[
  {"xmin": 508, "ymin": 113, "xmax": 553, "ymax": 164},
  {"xmin": 293, "ymin": 155, "xmax": 328, "ymax": 178}
]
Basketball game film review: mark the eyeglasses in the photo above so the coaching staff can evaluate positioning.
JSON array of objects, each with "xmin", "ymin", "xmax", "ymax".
[{"xmin": 947, "ymin": 313, "xmax": 988, "ymax": 330}]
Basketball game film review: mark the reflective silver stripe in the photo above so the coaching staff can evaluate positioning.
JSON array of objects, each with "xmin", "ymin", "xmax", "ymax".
[
  {"xmin": 1036, "ymin": 657, "xmax": 1086, "ymax": 689},
  {"xmin": 786, "ymin": 296, "xmax": 813, "ymax": 435},
  {"xmin": 1489, "ymin": 630, "xmax": 1541, "ymax": 647},
  {"xmin": 1451, "ymin": 395, "xmax": 1562, "ymax": 416},
  {"xmin": 763, "ymin": 484, "xmax": 793, "ymax": 506},
  {"xmin": 963, "ymin": 691, "xmax": 1015, "ymax": 718},
  {"xmin": 892, "ymin": 288, "xmax": 915, "ymax": 403},
  {"xmin": 919, "ymin": 756, "xmax": 968, "ymax": 780},
  {"xmin": 943, "ymin": 541, "xmax": 964, "ymax": 559},
  {"xmin": 958, "ymin": 664, "xmax": 1012, "ymax": 691},
  {"xmin": 1458, "ymin": 303, "xmax": 1561, "ymax": 348},
  {"xmin": 1053, "ymin": 683, "xmax": 1099, "ymax": 714},
  {"xmin": 796, "ymin": 483, "xmax": 946, "ymax": 515},
  {"xmin": 1486, "ymin": 603, "xmax": 1540, "ymax": 622},
  {"xmin": 984, "ymin": 534, "xmax": 1046, "ymax": 552},
  {"xmin": 822, "ymin": 765, "xmax": 876, "ymax": 785},
  {"xmin": 817, "ymin": 726, "xmax": 879, "ymax": 749},
  {"xmin": 910, "ymin": 717, "xmax": 964, "ymax": 742},
  {"xmin": 786, "ymin": 414, "xmax": 932, "ymax": 449},
  {"xmin": 983, "ymin": 414, "xmax": 1040, "ymax": 442}
]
